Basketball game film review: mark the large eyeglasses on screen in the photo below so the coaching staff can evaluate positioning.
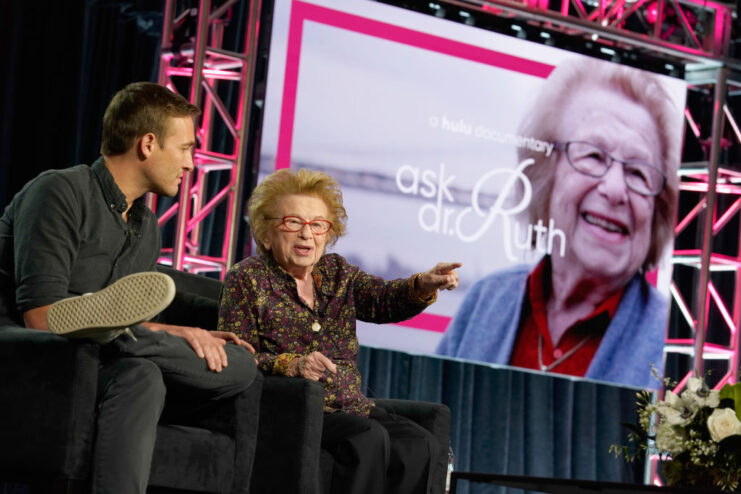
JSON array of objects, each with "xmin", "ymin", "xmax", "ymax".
[
  {"xmin": 554, "ymin": 141, "xmax": 666, "ymax": 197},
  {"xmin": 270, "ymin": 216, "xmax": 333, "ymax": 235}
]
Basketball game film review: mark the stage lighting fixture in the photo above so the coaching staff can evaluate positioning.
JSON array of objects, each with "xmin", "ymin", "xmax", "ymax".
[
  {"xmin": 428, "ymin": 2, "xmax": 446, "ymax": 17},
  {"xmin": 510, "ymin": 23, "xmax": 528, "ymax": 38},
  {"xmin": 458, "ymin": 10, "xmax": 475, "ymax": 25},
  {"xmin": 645, "ymin": 2, "xmax": 660, "ymax": 24}
]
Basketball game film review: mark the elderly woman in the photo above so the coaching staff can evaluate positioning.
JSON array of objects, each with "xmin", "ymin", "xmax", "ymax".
[
  {"xmin": 437, "ymin": 59, "xmax": 681, "ymax": 388},
  {"xmin": 218, "ymin": 168, "xmax": 460, "ymax": 494}
]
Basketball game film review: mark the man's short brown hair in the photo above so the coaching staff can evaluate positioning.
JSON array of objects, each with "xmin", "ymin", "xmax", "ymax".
[{"xmin": 100, "ymin": 82, "xmax": 200, "ymax": 156}]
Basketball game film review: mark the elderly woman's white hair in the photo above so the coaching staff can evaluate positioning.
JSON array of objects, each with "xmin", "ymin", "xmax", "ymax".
[{"xmin": 516, "ymin": 57, "xmax": 681, "ymax": 270}]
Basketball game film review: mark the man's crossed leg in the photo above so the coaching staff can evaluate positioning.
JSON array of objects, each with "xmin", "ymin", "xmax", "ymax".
[{"xmin": 46, "ymin": 272, "xmax": 257, "ymax": 494}]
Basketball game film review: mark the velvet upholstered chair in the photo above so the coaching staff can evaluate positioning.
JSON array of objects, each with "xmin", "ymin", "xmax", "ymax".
[
  {"xmin": 0, "ymin": 266, "xmax": 451, "ymax": 494},
  {"xmin": 156, "ymin": 265, "xmax": 451, "ymax": 494},
  {"xmin": 0, "ymin": 313, "xmax": 263, "ymax": 493}
]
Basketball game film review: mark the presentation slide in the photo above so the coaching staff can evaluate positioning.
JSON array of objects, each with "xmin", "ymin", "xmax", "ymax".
[{"xmin": 255, "ymin": 0, "xmax": 687, "ymax": 388}]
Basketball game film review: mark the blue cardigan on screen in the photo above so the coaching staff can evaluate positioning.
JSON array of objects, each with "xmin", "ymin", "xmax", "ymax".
[{"xmin": 435, "ymin": 264, "xmax": 667, "ymax": 389}]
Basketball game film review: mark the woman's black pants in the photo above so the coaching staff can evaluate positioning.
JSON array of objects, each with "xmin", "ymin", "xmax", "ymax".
[{"xmin": 321, "ymin": 406, "xmax": 443, "ymax": 494}]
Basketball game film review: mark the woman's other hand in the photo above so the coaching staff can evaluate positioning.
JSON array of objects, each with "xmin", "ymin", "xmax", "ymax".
[{"xmin": 290, "ymin": 351, "xmax": 337, "ymax": 381}]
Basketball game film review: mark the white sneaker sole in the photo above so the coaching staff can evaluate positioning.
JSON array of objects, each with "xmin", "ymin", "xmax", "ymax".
[{"xmin": 47, "ymin": 272, "xmax": 176, "ymax": 339}]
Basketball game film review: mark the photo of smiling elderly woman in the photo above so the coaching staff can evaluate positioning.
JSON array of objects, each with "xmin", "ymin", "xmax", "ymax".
[{"xmin": 436, "ymin": 58, "xmax": 682, "ymax": 389}]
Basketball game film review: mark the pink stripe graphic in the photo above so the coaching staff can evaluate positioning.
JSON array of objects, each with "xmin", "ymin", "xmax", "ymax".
[
  {"xmin": 275, "ymin": 2, "xmax": 307, "ymax": 169},
  {"xmin": 392, "ymin": 312, "xmax": 452, "ymax": 333}
]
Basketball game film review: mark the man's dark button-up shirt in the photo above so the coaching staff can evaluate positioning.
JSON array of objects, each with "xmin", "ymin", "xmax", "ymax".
[{"xmin": 0, "ymin": 157, "xmax": 159, "ymax": 325}]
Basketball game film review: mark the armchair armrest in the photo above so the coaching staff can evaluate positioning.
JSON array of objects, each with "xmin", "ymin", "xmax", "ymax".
[
  {"xmin": 0, "ymin": 327, "xmax": 100, "ymax": 480},
  {"xmin": 156, "ymin": 265, "xmax": 220, "ymax": 331},
  {"xmin": 374, "ymin": 398, "xmax": 451, "ymax": 492},
  {"xmin": 157, "ymin": 265, "xmax": 221, "ymax": 300},
  {"xmin": 230, "ymin": 372, "xmax": 264, "ymax": 493},
  {"xmin": 150, "ymin": 373, "xmax": 264, "ymax": 494},
  {"xmin": 251, "ymin": 376, "xmax": 325, "ymax": 494},
  {"xmin": 158, "ymin": 291, "xmax": 219, "ymax": 331},
  {"xmin": 374, "ymin": 399, "xmax": 451, "ymax": 444}
]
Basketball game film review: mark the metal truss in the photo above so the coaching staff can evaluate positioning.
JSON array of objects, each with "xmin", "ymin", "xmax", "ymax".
[
  {"xmin": 436, "ymin": 0, "xmax": 737, "ymax": 63},
  {"xmin": 647, "ymin": 67, "xmax": 741, "ymax": 486},
  {"xmin": 667, "ymin": 66, "xmax": 741, "ymax": 390},
  {"xmin": 151, "ymin": 0, "xmax": 263, "ymax": 276}
]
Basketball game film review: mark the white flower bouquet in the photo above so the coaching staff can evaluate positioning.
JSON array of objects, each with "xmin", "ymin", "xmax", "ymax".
[{"xmin": 612, "ymin": 377, "xmax": 741, "ymax": 492}]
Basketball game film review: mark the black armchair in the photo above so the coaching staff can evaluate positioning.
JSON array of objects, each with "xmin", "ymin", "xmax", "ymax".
[
  {"xmin": 367, "ymin": 398, "xmax": 450, "ymax": 492},
  {"xmin": 0, "ymin": 284, "xmax": 262, "ymax": 494},
  {"xmin": 317, "ymin": 398, "xmax": 451, "ymax": 493},
  {"xmin": 247, "ymin": 378, "xmax": 450, "ymax": 494},
  {"xmin": 0, "ymin": 328, "xmax": 100, "ymax": 493},
  {"xmin": 0, "ymin": 266, "xmax": 450, "ymax": 494},
  {"xmin": 156, "ymin": 266, "xmax": 451, "ymax": 494},
  {"xmin": 158, "ymin": 266, "xmax": 327, "ymax": 494}
]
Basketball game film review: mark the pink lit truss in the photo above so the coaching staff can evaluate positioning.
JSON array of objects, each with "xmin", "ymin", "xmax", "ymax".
[
  {"xmin": 150, "ymin": 0, "xmax": 263, "ymax": 277},
  {"xmin": 668, "ymin": 68, "xmax": 741, "ymax": 388},
  {"xmin": 652, "ymin": 70, "xmax": 741, "ymax": 478},
  {"xmin": 440, "ymin": 0, "xmax": 735, "ymax": 60}
]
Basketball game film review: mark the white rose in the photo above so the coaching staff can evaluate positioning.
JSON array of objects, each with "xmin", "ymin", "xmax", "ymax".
[{"xmin": 706, "ymin": 407, "xmax": 741, "ymax": 442}]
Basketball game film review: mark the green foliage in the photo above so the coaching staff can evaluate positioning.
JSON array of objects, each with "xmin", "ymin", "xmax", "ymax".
[{"xmin": 720, "ymin": 383, "xmax": 741, "ymax": 421}]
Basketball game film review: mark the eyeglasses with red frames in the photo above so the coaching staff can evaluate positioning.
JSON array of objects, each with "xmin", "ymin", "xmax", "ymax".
[{"xmin": 269, "ymin": 216, "xmax": 333, "ymax": 235}]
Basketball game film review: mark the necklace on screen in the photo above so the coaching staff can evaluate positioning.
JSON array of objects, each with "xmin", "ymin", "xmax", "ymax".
[{"xmin": 537, "ymin": 333, "xmax": 591, "ymax": 372}]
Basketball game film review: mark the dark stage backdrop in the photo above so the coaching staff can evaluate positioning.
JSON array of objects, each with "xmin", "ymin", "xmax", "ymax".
[
  {"xmin": 358, "ymin": 346, "xmax": 645, "ymax": 494},
  {"xmin": 0, "ymin": 0, "xmax": 163, "ymax": 209}
]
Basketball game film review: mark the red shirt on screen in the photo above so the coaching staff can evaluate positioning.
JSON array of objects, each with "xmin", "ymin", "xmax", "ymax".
[{"xmin": 508, "ymin": 258, "xmax": 624, "ymax": 377}]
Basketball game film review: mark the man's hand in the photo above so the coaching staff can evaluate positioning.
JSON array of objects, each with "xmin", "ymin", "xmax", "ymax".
[
  {"xmin": 23, "ymin": 305, "xmax": 51, "ymax": 331},
  {"xmin": 210, "ymin": 331, "xmax": 256, "ymax": 354},
  {"xmin": 289, "ymin": 351, "xmax": 337, "ymax": 381},
  {"xmin": 143, "ymin": 322, "xmax": 252, "ymax": 372},
  {"xmin": 166, "ymin": 326, "xmax": 229, "ymax": 372}
]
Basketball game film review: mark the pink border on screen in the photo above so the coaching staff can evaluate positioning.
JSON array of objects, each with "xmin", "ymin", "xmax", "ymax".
[{"xmin": 274, "ymin": 0, "xmax": 555, "ymax": 332}]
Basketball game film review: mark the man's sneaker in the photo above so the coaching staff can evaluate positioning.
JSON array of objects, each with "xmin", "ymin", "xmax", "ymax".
[{"xmin": 47, "ymin": 272, "xmax": 176, "ymax": 343}]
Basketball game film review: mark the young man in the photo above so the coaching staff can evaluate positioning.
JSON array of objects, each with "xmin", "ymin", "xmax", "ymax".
[{"xmin": 0, "ymin": 82, "xmax": 257, "ymax": 494}]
